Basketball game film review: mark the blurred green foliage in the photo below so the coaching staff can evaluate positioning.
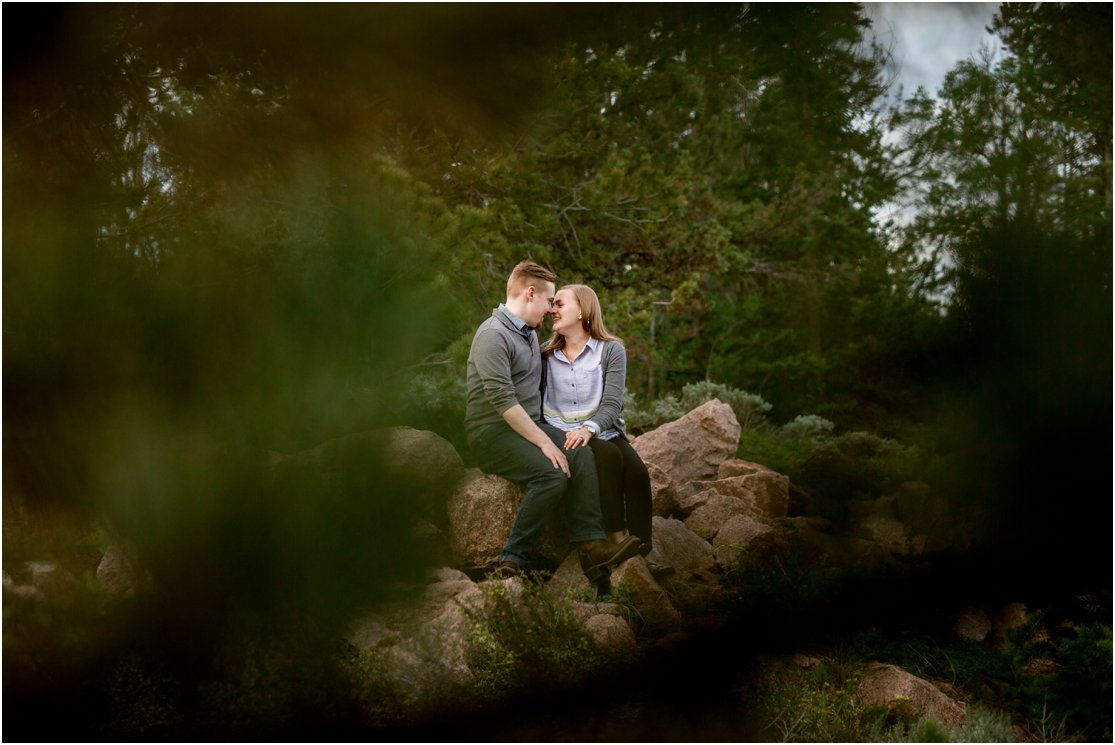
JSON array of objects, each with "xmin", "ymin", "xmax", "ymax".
[
  {"xmin": 3, "ymin": 5, "xmax": 591, "ymax": 738},
  {"xmin": 3, "ymin": 2, "xmax": 1111, "ymax": 739}
]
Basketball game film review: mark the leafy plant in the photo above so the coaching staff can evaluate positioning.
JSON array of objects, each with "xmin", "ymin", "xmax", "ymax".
[
  {"xmin": 780, "ymin": 414, "xmax": 836, "ymax": 443},
  {"xmin": 799, "ymin": 430, "xmax": 920, "ymax": 502},
  {"xmin": 625, "ymin": 380, "xmax": 774, "ymax": 434},
  {"xmin": 678, "ymin": 381, "xmax": 775, "ymax": 433},
  {"xmin": 463, "ymin": 580, "xmax": 600, "ymax": 697},
  {"xmin": 746, "ymin": 657, "xmax": 883, "ymax": 742},
  {"xmin": 749, "ymin": 657, "xmax": 1017, "ymax": 743}
]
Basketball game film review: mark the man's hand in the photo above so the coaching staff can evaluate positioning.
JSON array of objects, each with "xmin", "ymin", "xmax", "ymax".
[
  {"xmin": 540, "ymin": 439, "xmax": 571, "ymax": 477},
  {"xmin": 500, "ymin": 404, "xmax": 571, "ymax": 476},
  {"xmin": 563, "ymin": 426, "xmax": 593, "ymax": 450}
]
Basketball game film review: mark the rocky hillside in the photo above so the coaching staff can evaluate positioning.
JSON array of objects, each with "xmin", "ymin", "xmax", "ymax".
[{"xmin": 5, "ymin": 399, "xmax": 1105, "ymax": 740}]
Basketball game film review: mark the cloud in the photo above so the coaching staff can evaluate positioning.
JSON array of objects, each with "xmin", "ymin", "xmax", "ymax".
[{"xmin": 867, "ymin": 2, "xmax": 999, "ymax": 98}]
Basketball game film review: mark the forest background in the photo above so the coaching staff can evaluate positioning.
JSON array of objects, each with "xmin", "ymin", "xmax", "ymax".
[{"xmin": 3, "ymin": 3, "xmax": 1111, "ymax": 738}]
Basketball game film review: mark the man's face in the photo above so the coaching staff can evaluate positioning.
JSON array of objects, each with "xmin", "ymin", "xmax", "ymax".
[{"xmin": 526, "ymin": 281, "xmax": 557, "ymax": 328}]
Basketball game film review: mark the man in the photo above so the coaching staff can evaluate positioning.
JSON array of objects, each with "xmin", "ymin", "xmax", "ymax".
[{"xmin": 465, "ymin": 260, "xmax": 642, "ymax": 580}]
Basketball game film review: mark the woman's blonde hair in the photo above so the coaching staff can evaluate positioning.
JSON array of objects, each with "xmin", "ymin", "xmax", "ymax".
[{"xmin": 542, "ymin": 284, "xmax": 622, "ymax": 356}]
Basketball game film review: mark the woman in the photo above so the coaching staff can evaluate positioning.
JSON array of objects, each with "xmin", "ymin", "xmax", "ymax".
[{"xmin": 541, "ymin": 284, "xmax": 653, "ymax": 563}]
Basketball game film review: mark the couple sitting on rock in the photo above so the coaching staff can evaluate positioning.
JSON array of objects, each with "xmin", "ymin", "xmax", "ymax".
[{"xmin": 465, "ymin": 260, "xmax": 652, "ymax": 585}]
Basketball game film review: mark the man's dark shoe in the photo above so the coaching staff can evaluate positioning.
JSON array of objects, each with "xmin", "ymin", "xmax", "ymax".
[
  {"xmin": 489, "ymin": 561, "xmax": 527, "ymax": 580},
  {"xmin": 578, "ymin": 536, "xmax": 644, "ymax": 582}
]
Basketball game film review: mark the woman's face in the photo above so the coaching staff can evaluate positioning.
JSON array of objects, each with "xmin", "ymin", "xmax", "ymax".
[{"xmin": 550, "ymin": 289, "xmax": 583, "ymax": 336}]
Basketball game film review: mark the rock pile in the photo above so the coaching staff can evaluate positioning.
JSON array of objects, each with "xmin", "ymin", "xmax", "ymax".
[
  {"xmin": 38, "ymin": 397, "xmax": 981, "ymax": 730},
  {"xmin": 279, "ymin": 398, "xmax": 973, "ymax": 724}
]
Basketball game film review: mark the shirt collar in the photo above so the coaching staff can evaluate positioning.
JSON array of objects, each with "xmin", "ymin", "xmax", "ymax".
[
  {"xmin": 497, "ymin": 304, "xmax": 533, "ymax": 336},
  {"xmin": 557, "ymin": 336, "xmax": 597, "ymax": 362}
]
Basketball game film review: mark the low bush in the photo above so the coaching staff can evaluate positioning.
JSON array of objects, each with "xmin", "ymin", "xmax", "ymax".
[
  {"xmin": 849, "ymin": 595, "xmax": 1112, "ymax": 743},
  {"xmin": 780, "ymin": 414, "xmax": 836, "ymax": 443},
  {"xmin": 797, "ymin": 430, "xmax": 921, "ymax": 503},
  {"xmin": 736, "ymin": 429, "xmax": 814, "ymax": 478},
  {"xmin": 462, "ymin": 580, "xmax": 601, "ymax": 698},
  {"xmin": 746, "ymin": 658, "xmax": 1017, "ymax": 743},
  {"xmin": 745, "ymin": 657, "xmax": 881, "ymax": 742},
  {"xmin": 626, "ymin": 380, "xmax": 774, "ymax": 434}
]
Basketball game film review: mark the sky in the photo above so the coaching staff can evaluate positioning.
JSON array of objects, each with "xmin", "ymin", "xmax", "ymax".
[
  {"xmin": 862, "ymin": 2, "xmax": 1002, "ymax": 232},
  {"xmin": 866, "ymin": 2, "xmax": 1001, "ymax": 99}
]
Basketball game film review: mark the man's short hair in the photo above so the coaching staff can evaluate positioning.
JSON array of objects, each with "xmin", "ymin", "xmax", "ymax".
[{"xmin": 506, "ymin": 260, "xmax": 557, "ymax": 297}]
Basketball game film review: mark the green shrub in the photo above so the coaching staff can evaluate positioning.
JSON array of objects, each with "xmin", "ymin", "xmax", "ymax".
[
  {"xmin": 1009, "ymin": 618, "xmax": 1113, "ymax": 742},
  {"xmin": 750, "ymin": 658, "xmax": 1017, "ymax": 743},
  {"xmin": 463, "ymin": 580, "xmax": 600, "ymax": 697},
  {"xmin": 395, "ymin": 334, "xmax": 472, "ymax": 451},
  {"xmin": 627, "ymin": 384, "xmax": 928, "ymax": 512},
  {"xmin": 877, "ymin": 706, "xmax": 1015, "ymax": 743},
  {"xmin": 780, "ymin": 414, "xmax": 836, "ymax": 443},
  {"xmin": 575, "ymin": 581, "xmax": 636, "ymax": 609},
  {"xmin": 678, "ymin": 381, "xmax": 774, "ymax": 432},
  {"xmin": 716, "ymin": 528, "xmax": 848, "ymax": 627},
  {"xmin": 848, "ymin": 597, "xmax": 1112, "ymax": 743},
  {"xmin": 339, "ymin": 636, "xmax": 464, "ymax": 729},
  {"xmin": 623, "ymin": 389, "xmax": 680, "ymax": 433},
  {"xmin": 737, "ymin": 429, "xmax": 815, "ymax": 477},
  {"xmin": 746, "ymin": 657, "xmax": 882, "ymax": 742},
  {"xmin": 960, "ymin": 705, "xmax": 1016, "ymax": 742},
  {"xmin": 625, "ymin": 380, "xmax": 774, "ymax": 434},
  {"xmin": 911, "ymin": 717, "xmax": 951, "ymax": 742},
  {"xmin": 799, "ymin": 430, "xmax": 920, "ymax": 502}
]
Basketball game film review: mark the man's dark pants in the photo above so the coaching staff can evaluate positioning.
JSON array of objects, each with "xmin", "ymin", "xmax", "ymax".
[{"xmin": 470, "ymin": 420, "xmax": 605, "ymax": 568}]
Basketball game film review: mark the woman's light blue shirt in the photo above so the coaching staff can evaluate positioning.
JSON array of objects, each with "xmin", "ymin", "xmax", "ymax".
[{"xmin": 543, "ymin": 337, "xmax": 623, "ymax": 440}]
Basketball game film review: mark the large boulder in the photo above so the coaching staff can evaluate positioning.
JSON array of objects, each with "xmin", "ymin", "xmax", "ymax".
[
  {"xmin": 717, "ymin": 459, "xmax": 763, "ymax": 479},
  {"xmin": 856, "ymin": 663, "xmax": 966, "ymax": 728},
  {"xmin": 447, "ymin": 469, "xmax": 521, "ymax": 568},
  {"xmin": 272, "ymin": 427, "xmax": 464, "ymax": 529},
  {"xmin": 711, "ymin": 513, "xmax": 776, "ymax": 567},
  {"xmin": 446, "ymin": 469, "xmax": 569, "ymax": 570},
  {"xmin": 611, "ymin": 557, "xmax": 682, "ymax": 631},
  {"xmin": 569, "ymin": 599, "xmax": 625, "ymax": 623},
  {"xmin": 993, "ymin": 602, "xmax": 1031, "ymax": 646},
  {"xmin": 853, "ymin": 512, "xmax": 915, "ymax": 556},
  {"xmin": 382, "ymin": 426, "xmax": 466, "ymax": 527},
  {"xmin": 645, "ymin": 461, "xmax": 680, "ymax": 518},
  {"xmin": 683, "ymin": 460, "xmax": 791, "ymax": 519},
  {"xmin": 347, "ymin": 615, "xmax": 403, "ymax": 652},
  {"xmin": 96, "ymin": 544, "xmax": 140, "ymax": 597},
  {"xmin": 570, "ymin": 599, "xmax": 638, "ymax": 657},
  {"xmin": 954, "ymin": 607, "xmax": 992, "ymax": 643},
  {"xmin": 681, "ymin": 491, "xmax": 754, "ymax": 540},
  {"xmin": 681, "ymin": 475, "xmax": 790, "ymax": 519},
  {"xmin": 646, "ymin": 517, "xmax": 713, "ymax": 573},
  {"xmin": 548, "ymin": 551, "xmax": 594, "ymax": 597},
  {"xmin": 583, "ymin": 614, "xmax": 637, "ymax": 656},
  {"xmin": 632, "ymin": 400, "xmax": 741, "ymax": 487},
  {"xmin": 345, "ymin": 569, "xmax": 490, "ymax": 720},
  {"xmin": 418, "ymin": 580, "xmax": 490, "ymax": 679}
]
